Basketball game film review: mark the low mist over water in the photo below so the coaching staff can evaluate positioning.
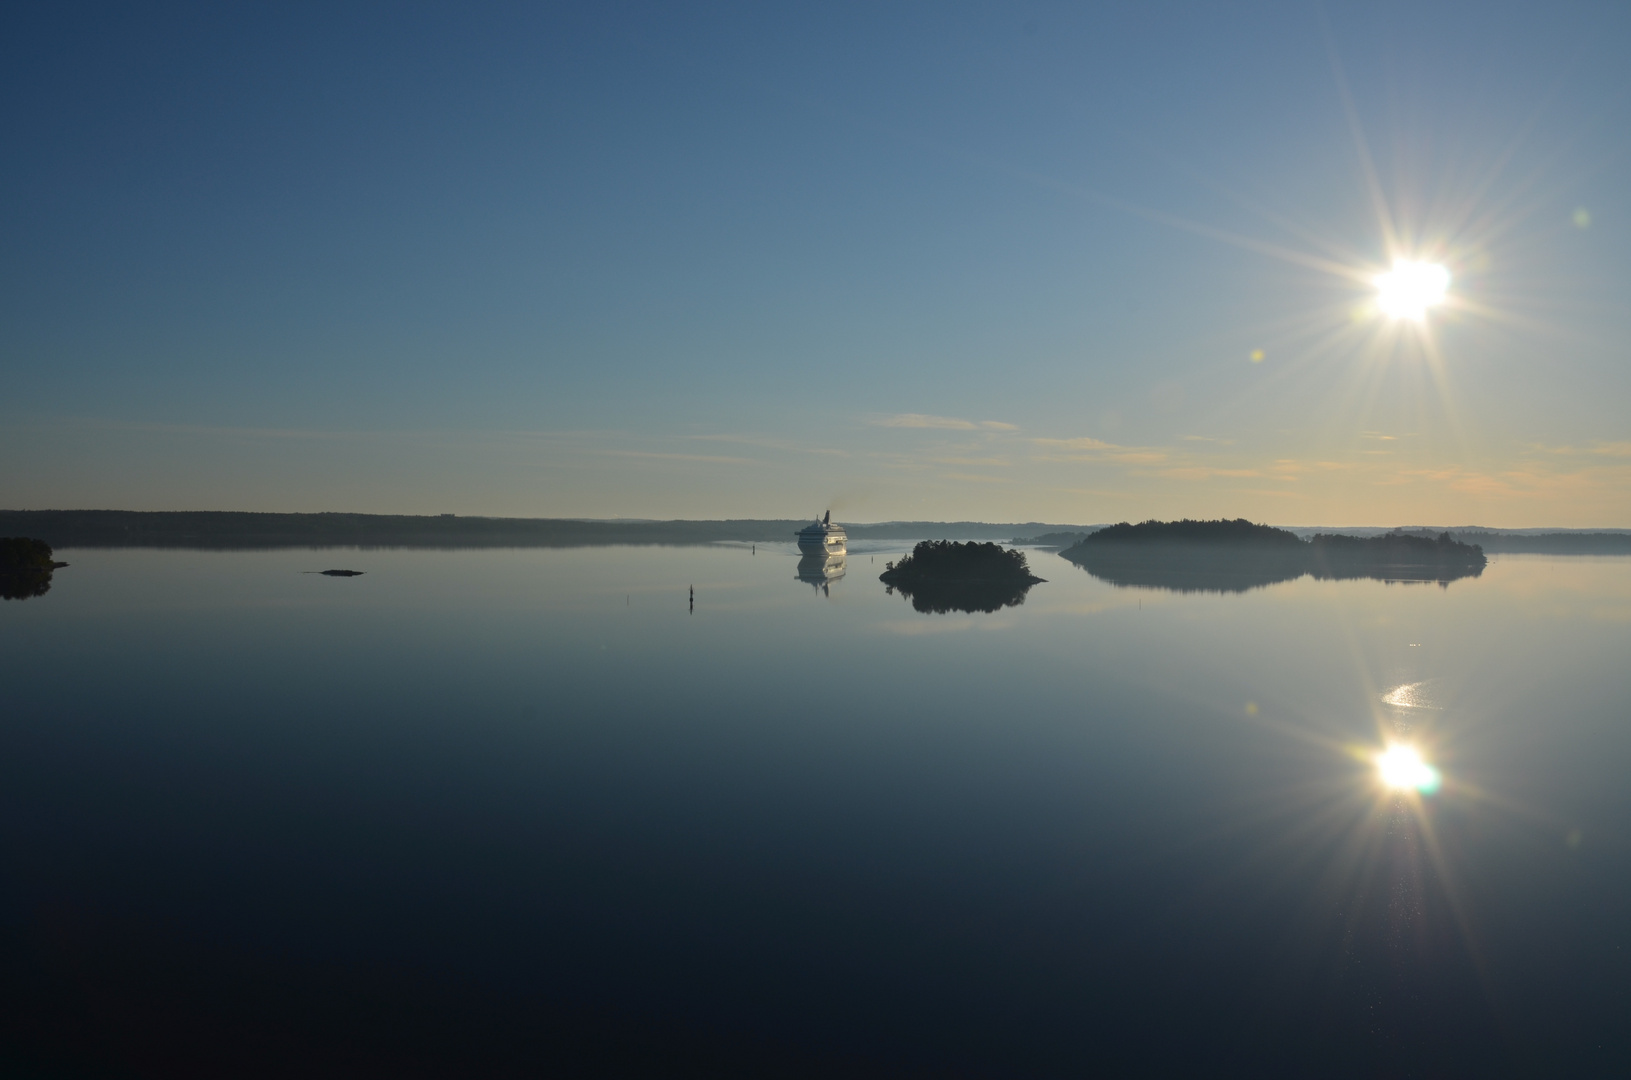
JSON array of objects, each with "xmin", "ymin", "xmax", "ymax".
[{"xmin": 4, "ymin": 543, "xmax": 1628, "ymax": 1075}]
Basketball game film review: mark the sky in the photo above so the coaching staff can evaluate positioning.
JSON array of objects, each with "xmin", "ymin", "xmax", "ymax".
[{"xmin": 3, "ymin": 1, "xmax": 1629, "ymax": 526}]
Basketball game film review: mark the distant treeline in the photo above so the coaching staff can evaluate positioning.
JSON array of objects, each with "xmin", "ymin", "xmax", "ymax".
[
  {"xmin": 1447, "ymin": 531, "xmax": 1631, "ymax": 554},
  {"xmin": 1284, "ymin": 527, "xmax": 1631, "ymax": 553},
  {"xmin": 4, "ymin": 510, "xmax": 1622, "ymax": 555},
  {"xmin": 0, "ymin": 510, "xmax": 1095, "ymax": 550},
  {"xmin": 1011, "ymin": 531, "xmax": 1092, "ymax": 548}
]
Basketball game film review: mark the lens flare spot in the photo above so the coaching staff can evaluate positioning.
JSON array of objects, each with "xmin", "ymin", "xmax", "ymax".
[
  {"xmin": 1374, "ymin": 260, "xmax": 1450, "ymax": 321},
  {"xmin": 1249, "ymin": 349, "xmax": 1265, "ymax": 364},
  {"xmin": 1375, "ymin": 744, "xmax": 1441, "ymax": 793},
  {"xmin": 1573, "ymin": 207, "xmax": 1591, "ymax": 229}
]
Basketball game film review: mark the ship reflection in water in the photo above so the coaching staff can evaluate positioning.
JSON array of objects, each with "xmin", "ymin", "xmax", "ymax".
[{"xmin": 795, "ymin": 554, "xmax": 846, "ymax": 596}]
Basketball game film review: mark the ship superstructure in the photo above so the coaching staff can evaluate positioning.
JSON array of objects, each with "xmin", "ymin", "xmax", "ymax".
[{"xmin": 796, "ymin": 511, "xmax": 847, "ymax": 556}]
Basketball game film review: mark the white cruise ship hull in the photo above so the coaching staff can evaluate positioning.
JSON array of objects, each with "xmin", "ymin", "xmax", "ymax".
[
  {"xmin": 796, "ymin": 512, "xmax": 847, "ymax": 556},
  {"xmin": 797, "ymin": 534, "xmax": 847, "ymax": 556}
]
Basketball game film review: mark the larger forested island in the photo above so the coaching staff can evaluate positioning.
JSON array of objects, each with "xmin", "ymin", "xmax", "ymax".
[{"xmin": 1062, "ymin": 519, "xmax": 1487, "ymax": 591}]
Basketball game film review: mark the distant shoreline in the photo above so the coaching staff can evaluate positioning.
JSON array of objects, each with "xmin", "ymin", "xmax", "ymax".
[
  {"xmin": 3, "ymin": 510, "xmax": 1628, "ymax": 553},
  {"xmin": 0, "ymin": 510, "xmax": 1096, "ymax": 551}
]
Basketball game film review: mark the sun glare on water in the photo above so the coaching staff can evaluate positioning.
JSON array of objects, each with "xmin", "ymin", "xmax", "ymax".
[
  {"xmin": 1374, "ymin": 260, "xmax": 1450, "ymax": 320},
  {"xmin": 1375, "ymin": 744, "xmax": 1441, "ymax": 793}
]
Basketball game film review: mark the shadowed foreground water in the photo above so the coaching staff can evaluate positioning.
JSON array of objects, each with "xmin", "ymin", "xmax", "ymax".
[{"xmin": 2, "ymin": 544, "xmax": 1629, "ymax": 1076}]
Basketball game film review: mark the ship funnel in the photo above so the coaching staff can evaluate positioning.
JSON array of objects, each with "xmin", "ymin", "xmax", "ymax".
[{"xmin": 824, "ymin": 510, "xmax": 830, "ymax": 525}]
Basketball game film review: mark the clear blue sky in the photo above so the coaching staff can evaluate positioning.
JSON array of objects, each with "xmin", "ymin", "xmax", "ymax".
[{"xmin": 4, "ymin": 1, "xmax": 1629, "ymax": 524}]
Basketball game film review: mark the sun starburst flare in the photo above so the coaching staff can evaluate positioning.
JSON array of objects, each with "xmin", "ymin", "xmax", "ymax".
[{"xmin": 1374, "ymin": 260, "xmax": 1451, "ymax": 321}]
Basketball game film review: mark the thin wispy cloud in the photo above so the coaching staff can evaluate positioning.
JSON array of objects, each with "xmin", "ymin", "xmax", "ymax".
[
  {"xmin": 1030, "ymin": 435, "xmax": 1169, "ymax": 467},
  {"xmin": 1032, "ymin": 436, "xmax": 1122, "ymax": 451},
  {"xmin": 686, "ymin": 433, "xmax": 848, "ymax": 456},
  {"xmin": 940, "ymin": 472, "xmax": 1010, "ymax": 485},
  {"xmin": 1157, "ymin": 467, "xmax": 1263, "ymax": 481},
  {"xmin": 605, "ymin": 450, "xmax": 754, "ymax": 465},
  {"xmin": 1531, "ymin": 441, "xmax": 1631, "ymax": 457},
  {"xmin": 19, "ymin": 417, "xmax": 378, "ymax": 443},
  {"xmin": 873, "ymin": 413, "xmax": 1017, "ymax": 431}
]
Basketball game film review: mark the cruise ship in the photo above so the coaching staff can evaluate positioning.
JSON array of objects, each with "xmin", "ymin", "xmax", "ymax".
[{"xmin": 796, "ymin": 511, "xmax": 847, "ymax": 556}]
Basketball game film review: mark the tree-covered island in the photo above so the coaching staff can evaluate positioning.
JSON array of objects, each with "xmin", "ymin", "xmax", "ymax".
[
  {"xmin": 880, "ymin": 540, "xmax": 1045, "ymax": 585},
  {"xmin": 0, "ymin": 536, "xmax": 68, "ymax": 601},
  {"xmin": 879, "ymin": 540, "xmax": 1045, "ymax": 614},
  {"xmin": 1060, "ymin": 519, "xmax": 1486, "ymax": 592},
  {"xmin": 1305, "ymin": 530, "xmax": 1488, "ymax": 578}
]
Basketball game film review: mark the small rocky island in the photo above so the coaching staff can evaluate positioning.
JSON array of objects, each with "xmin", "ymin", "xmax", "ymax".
[
  {"xmin": 0, "ymin": 536, "xmax": 69, "ymax": 601},
  {"xmin": 1061, "ymin": 519, "xmax": 1486, "ymax": 592},
  {"xmin": 880, "ymin": 540, "xmax": 1045, "ymax": 614}
]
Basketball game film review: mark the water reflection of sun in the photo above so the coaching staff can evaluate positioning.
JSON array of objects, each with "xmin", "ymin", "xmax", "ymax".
[
  {"xmin": 1227, "ymin": 686, "xmax": 1497, "ymax": 1008},
  {"xmin": 1375, "ymin": 743, "xmax": 1441, "ymax": 794},
  {"xmin": 1380, "ymin": 680, "xmax": 1444, "ymax": 710}
]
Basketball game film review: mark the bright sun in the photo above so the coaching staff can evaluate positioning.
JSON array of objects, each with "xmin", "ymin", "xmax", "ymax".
[
  {"xmin": 1375, "ymin": 744, "xmax": 1441, "ymax": 793},
  {"xmin": 1375, "ymin": 260, "xmax": 1450, "ymax": 321}
]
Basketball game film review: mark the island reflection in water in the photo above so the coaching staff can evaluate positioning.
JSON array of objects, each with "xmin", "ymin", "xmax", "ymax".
[
  {"xmin": 884, "ymin": 577, "xmax": 1036, "ymax": 614},
  {"xmin": 1067, "ymin": 549, "xmax": 1485, "ymax": 594},
  {"xmin": 0, "ymin": 568, "xmax": 56, "ymax": 601}
]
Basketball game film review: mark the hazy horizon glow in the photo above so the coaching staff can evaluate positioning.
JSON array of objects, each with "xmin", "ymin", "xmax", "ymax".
[{"xmin": 2, "ymin": 3, "xmax": 1628, "ymax": 526}]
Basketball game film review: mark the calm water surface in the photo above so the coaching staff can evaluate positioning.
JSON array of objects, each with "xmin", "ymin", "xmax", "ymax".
[{"xmin": 4, "ymin": 544, "xmax": 1629, "ymax": 1076}]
